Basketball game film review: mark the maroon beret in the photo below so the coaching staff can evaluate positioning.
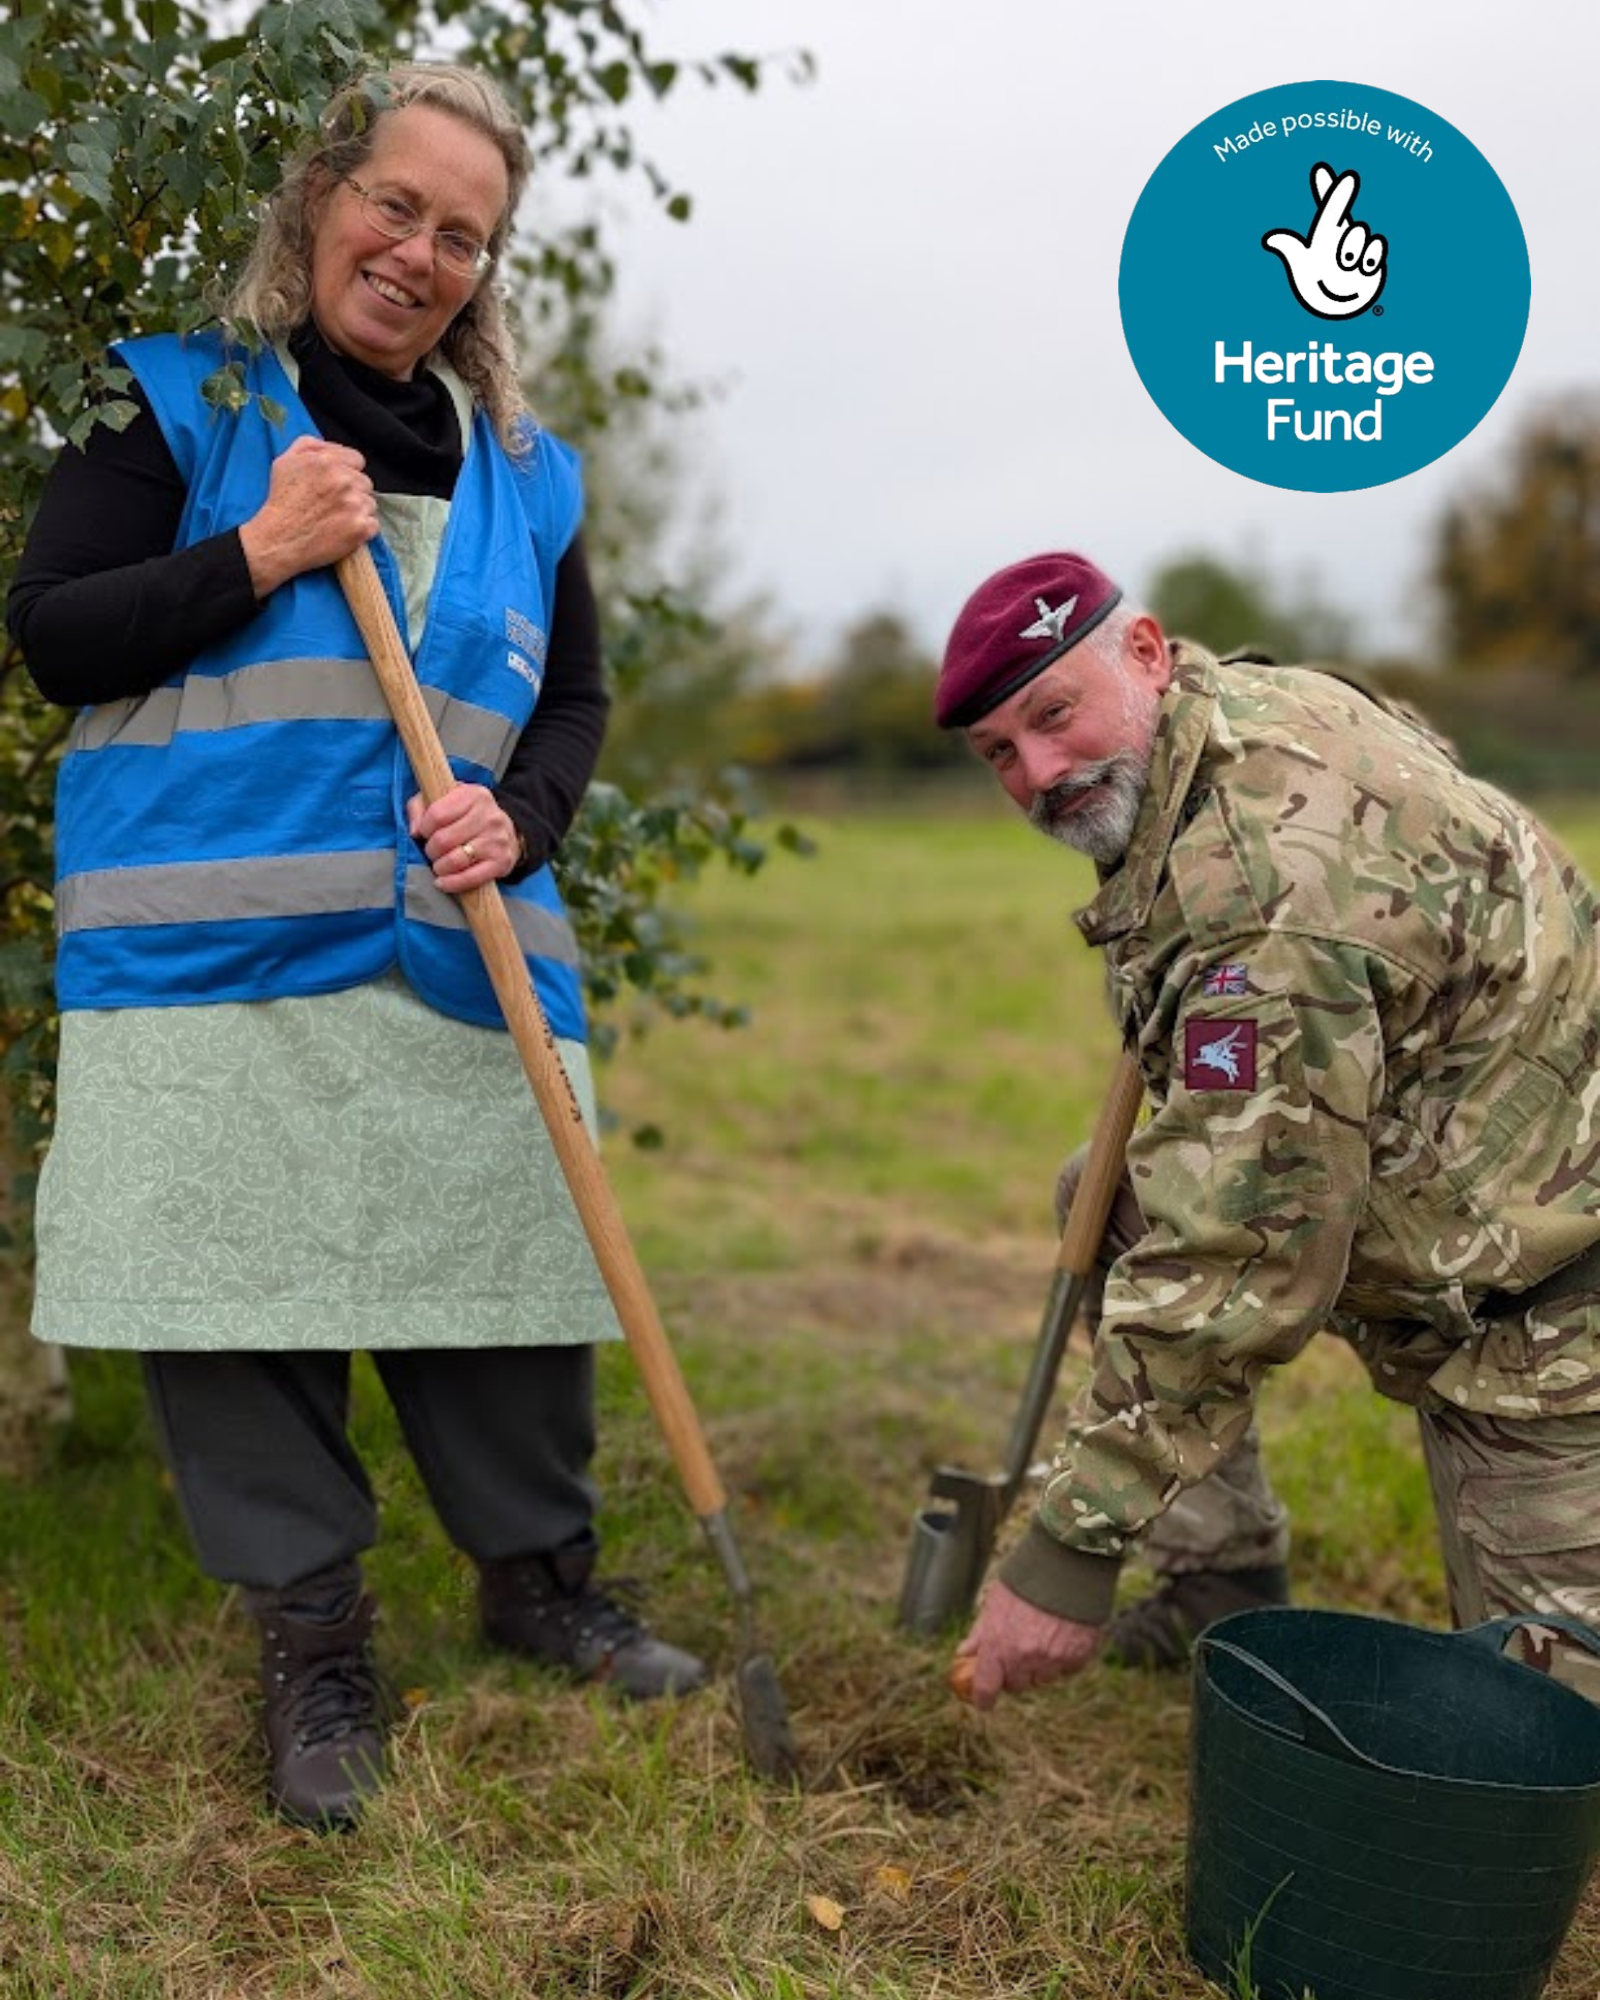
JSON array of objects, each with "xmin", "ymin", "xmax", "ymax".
[{"xmin": 935, "ymin": 552, "xmax": 1123, "ymax": 729}]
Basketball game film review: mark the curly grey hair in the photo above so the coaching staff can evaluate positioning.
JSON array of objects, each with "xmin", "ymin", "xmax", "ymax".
[{"xmin": 224, "ymin": 62, "xmax": 532, "ymax": 448}]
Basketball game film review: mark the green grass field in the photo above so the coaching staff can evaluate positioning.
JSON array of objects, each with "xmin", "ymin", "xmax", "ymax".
[{"xmin": 2, "ymin": 794, "xmax": 1597, "ymax": 1997}]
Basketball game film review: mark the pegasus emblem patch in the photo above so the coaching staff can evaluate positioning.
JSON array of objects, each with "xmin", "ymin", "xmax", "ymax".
[{"xmin": 1184, "ymin": 1019, "xmax": 1258, "ymax": 1091}]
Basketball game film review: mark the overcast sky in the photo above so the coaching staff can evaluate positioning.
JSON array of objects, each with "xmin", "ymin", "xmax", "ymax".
[{"xmin": 564, "ymin": 0, "xmax": 1598, "ymax": 671}]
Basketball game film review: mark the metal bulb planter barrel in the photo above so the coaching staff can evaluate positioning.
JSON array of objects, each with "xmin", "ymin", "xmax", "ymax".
[
  {"xmin": 337, "ymin": 547, "xmax": 798, "ymax": 1784},
  {"xmin": 897, "ymin": 1048, "xmax": 1144, "ymax": 1635}
]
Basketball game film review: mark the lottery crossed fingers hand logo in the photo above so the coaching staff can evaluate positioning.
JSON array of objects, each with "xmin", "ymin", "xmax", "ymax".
[{"xmin": 1263, "ymin": 164, "xmax": 1387, "ymax": 319}]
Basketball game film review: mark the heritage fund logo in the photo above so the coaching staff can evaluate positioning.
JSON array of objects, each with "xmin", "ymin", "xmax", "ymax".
[{"xmin": 1118, "ymin": 81, "xmax": 1528, "ymax": 493}]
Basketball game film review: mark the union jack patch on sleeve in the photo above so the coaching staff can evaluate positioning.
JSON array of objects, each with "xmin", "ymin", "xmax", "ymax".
[{"xmin": 1202, "ymin": 960, "xmax": 1250, "ymax": 997}]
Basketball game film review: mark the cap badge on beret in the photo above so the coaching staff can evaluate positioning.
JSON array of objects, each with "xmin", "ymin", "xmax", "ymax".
[
  {"xmin": 934, "ymin": 551, "xmax": 1123, "ymax": 730},
  {"xmin": 1019, "ymin": 595, "xmax": 1078, "ymax": 643}
]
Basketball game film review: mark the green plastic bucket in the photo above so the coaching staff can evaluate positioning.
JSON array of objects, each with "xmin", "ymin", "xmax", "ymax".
[{"xmin": 1187, "ymin": 1608, "xmax": 1600, "ymax": 2000}]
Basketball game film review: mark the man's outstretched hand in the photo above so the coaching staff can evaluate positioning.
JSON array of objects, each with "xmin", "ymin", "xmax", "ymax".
[{"xmin": 951, "ymin": 1580, "xmax": 1102, "ymax": 1710}]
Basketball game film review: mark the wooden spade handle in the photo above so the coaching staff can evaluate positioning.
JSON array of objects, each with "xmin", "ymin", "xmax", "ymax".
[
  {"xmin": 336, "ymin": 547, "xmax": 728, "ymax": 1519},
  {"xmin": 1055, "ymin": 1048, "xmax": 1143, "ymax": 1277}
]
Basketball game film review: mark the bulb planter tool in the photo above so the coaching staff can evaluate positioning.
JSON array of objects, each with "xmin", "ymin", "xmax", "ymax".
[{"xmin": 897, "ymin": 1048, "xmax": 1143, "ymax": 1637}]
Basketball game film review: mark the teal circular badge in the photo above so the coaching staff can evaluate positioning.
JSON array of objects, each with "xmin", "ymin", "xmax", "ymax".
[{"xmin": 1119, "ymin": 80, "xmax": 1529, "ymax": 492}]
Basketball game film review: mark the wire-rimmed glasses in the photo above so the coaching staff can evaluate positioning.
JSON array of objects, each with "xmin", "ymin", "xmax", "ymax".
[{"xmin": 344, "ymin": 178, "xmax": 493, "ymax": 280}]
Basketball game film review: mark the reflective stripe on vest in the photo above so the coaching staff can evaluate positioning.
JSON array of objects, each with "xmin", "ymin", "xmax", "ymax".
[
  {"xmin": 56, "ymin": 852, "xmax": 578, "ymax": 966},
  {"xmin": 68, "ymin": 658, "xmax": 520, "ymax": 780},
  {"xmin": 403, "ymin": 866, "xmax": 579, "ymax": 964},
  {"xmin": 57, "ymin": 851, "xmax": 391, "ymax": 933}
]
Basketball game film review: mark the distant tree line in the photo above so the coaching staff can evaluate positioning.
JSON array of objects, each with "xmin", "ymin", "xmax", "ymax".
[{"xmin": 650, "ymin": 394, "xmax": 1600, "ymax": 800}]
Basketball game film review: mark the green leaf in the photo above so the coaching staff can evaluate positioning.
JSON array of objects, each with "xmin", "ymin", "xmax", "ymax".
[
  {"xmin": 0, "ymin": 86, "xmax": 50, "ymax": 130},
  {"xmin": 0, "ymin": 327, "xmax": 50, "ymax": 367},
  {"xmin": 595, "ymin": 60, "xmax": 632, "ymax": 104},
  {"xmin": 199, "ymin": 362, "xmax": 249, "ymax": 412}
]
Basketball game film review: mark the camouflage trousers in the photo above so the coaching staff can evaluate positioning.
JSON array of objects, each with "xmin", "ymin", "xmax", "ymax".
[
  {"xmin": 1057, "ymin": 1150, "xmax": 1291, "ymax": 1578},
  {"xmin": 1421, "ymin": 1406, "xmax": 1600, "ymax": 1704},
  {"xmin": 1059, "ymin": 1150, "xmax": 1600, "ymax": 1700}
]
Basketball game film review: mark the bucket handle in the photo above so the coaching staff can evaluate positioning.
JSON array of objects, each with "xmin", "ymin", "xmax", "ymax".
[
  {"xmin": 1198, "ymin": 1636, "xmax": 1376, "ymax": 1768},
  {"xmin": 1203, "ymin": 1617, "xmax": 1600, "ymax": 1764},
  {"xmin": 1454, "ymin": 1612, "xmax": 1600, "ymax": 1663}
]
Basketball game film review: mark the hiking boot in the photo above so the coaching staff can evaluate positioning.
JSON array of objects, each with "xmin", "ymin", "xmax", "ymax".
[
  {"xmin": 479, "ymin": 1547, "xmax": 709, "ymax": 1701},
  {"xmin": 254, "ymin": 1587, "xmax": 392, "ymax": 1830},
  {"xmin": 1103, "ymin": 1565, "xmax": 1290, "ymax": 1670}
]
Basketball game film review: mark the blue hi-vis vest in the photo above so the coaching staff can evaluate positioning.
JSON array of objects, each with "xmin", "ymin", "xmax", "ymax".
[{"xmin": 53, "ymin": 331, "xmax": 588, "ymax": 1041}]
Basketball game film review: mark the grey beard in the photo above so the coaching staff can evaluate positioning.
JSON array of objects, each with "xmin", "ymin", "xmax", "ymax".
[{"xmin": 1027, "ymin": 753, "xmax": 1149, "ymax": 866}]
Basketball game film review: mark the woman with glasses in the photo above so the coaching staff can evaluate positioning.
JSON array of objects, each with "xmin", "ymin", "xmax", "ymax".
[{"xmin": 6, "ymin": 60, "xmax": 706, "ymax": 1832}]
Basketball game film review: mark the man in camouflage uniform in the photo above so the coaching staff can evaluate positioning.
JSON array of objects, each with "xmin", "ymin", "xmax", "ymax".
[{"xmin": 935, "ymin": 550, "xmax": 1600, "ymax": 1708}]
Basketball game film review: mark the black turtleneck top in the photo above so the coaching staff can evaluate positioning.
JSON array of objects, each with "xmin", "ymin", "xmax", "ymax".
[{"xmin": 6, "ymin": 326, "xmax": 607, "ymax": 878}]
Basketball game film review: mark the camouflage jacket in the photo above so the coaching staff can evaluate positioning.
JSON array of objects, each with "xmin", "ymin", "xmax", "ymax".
[{"xmin": 1003, "ymin": 643, "xmax": 1600, "ymax": 1625}]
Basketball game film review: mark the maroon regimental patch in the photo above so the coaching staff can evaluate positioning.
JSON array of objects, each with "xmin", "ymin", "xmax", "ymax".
[{"xmin": 1184, "ymin": 1018, "xmax": 1258, "ymax": 1091}]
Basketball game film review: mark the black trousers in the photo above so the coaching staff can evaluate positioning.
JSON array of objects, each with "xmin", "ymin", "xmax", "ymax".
[{"xmin": 142, "ymin": 1346, "xmax": 599, "ymax": 1591}]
